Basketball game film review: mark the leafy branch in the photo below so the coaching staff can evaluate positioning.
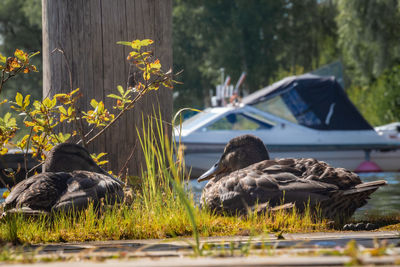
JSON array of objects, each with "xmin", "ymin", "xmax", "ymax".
[{"xmin": 0, "ymin": 39, "xmax": 179, "ymax": 171}]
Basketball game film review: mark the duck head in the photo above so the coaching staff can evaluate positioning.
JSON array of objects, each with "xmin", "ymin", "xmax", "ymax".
[{"xmin": 197, "ymin": 134, "xmax": 270, "ymax": 182}]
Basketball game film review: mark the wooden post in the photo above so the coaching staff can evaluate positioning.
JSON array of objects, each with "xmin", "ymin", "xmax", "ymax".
[{"xmin": 42, "ymin": 0, "xmax": 172, "ymax": 176}]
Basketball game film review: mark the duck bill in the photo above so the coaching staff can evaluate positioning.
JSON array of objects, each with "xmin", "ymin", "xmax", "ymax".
[{"xmin": 197, "ymin": 162, "xmax": 220, "ymax": 182}]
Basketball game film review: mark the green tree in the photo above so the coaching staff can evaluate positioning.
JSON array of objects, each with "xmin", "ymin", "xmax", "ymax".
[
  {"xmin": 0, "ymin": 0, "xmax": 42, "ymax": 102},
  {"xmin": 336, "ymin": 0, "xmax": 400, "ymax": 85},
  {"xmin": 348, "ymin": 65, "xmax": 400, "ymax": 126},
  {"xmin": 173, "ymin": 0, "xmax": 339, "ymax": 110}
]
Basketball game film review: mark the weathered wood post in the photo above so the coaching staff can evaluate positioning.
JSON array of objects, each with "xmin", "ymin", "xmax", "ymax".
[{"xmin": 42, "ymin": 0, "xmax": 172, "ymax": 176}]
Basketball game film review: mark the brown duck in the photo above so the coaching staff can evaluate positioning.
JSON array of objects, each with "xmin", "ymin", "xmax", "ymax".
[
  {"xmin": 4, "ymin": 143, "xmax": 124, "ymax": 215},
  {"xmin": 198, "ymin": 134, "xmax": 386, "ymax": 221}
]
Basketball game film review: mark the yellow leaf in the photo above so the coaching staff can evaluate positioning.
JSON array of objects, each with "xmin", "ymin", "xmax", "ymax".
[
  {"xmin": 97, "ymin": 101, "xmax": 105, "ymax": 112},
  {"xmin": 43, "ymin": 97, "xmax": 52, "ymax": 108},
  {"xmin": 0, "ymin": 53, "xmax": 6, "ymax": 64},
  {"xmin": 140, "ymin": 39, "xmax": 154, "ymax": 46},
  {"xmin": 15, "ymin": 92, "xmax": 23, "ymax": 106},
  {"xmin": 67, "ymin": 106, "xmax": 74, "ymax": 116},
  {"xmin": 50, "ymin": 97, "xmax": 57, "ymax": 108},
  {"xmin": 70, "ymin": 88, "xmax": 80, "ymax": 95},
  {"xmin": 7, "ymin": 57, "xmax": 20, "ymax": 72},
  {"xmin": 150, "ymin": 59, "xmax": 161, "ymax": 70},
  {"xmin": 29, "ymin": 65, "xmax": 38, "ymax": 72},
  {"xmin": 23, "ymin": 95, "xmax": 31, "ymax": 108},
  {"xmin": 143, "ymin": 71, "xmax": 150, "ymax": 81},
  {"xmin": 90, "ymin": 99, "xmax": 98, "ymax": 108},
  {"xmin": 14, "ymin": 49, "xmax": 28, "ymax": 62},
  {"xmin": 2, "ymin": 190, "xmax": 10, "ymax": 199},
  {"xmin": 131, "ymin": 40, "xmax": 141, "ymax": 50},
  {"xmin": 58, "ymin": 106, "xmax": 67, "ymax": 115},
  {"xmin": 33, "ymin": 125, "xmax": 42, "ymax": 132},
  {"xmin": 60, "ymin": 114, "xmax": 67, "ymax": 122},
  {"xmin": 24, "ymin": 121, "xmax": 36, "ymax": 127},
  {"xmin": 0, "ymin": 147, "xmax": 8, "ymax": 155}
]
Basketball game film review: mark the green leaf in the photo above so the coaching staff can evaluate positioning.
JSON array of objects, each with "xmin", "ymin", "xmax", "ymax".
[
  {"xmin": 116, "ymin": 41, "xmax": 132, "ymax": 46},
  {"xmin": 15, "ymin": 93, "xmax": 23, "ymax": 106},
  {"xmin": 4, "ymin": 112, "xmax": 11, "ymax": 123},
  {"xmin": 117, "ymin": 85, "xmax": 124, "ymax": 95},
  {"xmin": 28, "ymin": 51, "xmax": 40, "ymax": 58},
  {"xmin": 107, "ymin": 94, "xmax": 123, "ymax": 100}
]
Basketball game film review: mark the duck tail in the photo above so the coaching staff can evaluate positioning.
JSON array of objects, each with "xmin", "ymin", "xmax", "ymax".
[
  {"xmin": 320, "ymin": 180, "xmax": 386, "ymax": 222},
  {"xmin": 343, "ymin": 180, "xmax": 387, "ymax": 196}
]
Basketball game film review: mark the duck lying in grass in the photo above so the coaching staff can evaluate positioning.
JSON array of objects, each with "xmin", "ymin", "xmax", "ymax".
[
  {"xmin": 3, "ymin": 143, "xmax": 124, "ymax": 215},
  {"xmin": 198, "ymin": 134, "xmax": 386, "ymax": 222}
]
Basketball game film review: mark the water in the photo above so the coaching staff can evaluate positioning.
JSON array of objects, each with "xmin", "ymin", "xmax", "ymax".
[
  {"xmin": 1, "ymin": 172, "xmax": 399, "ymax": 219},
  {"xmin": 188, "ymin": 172, "xmax": 400, "ymax": 219}
]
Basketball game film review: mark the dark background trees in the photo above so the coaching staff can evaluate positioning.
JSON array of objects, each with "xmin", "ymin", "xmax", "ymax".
[{"xmin": 1, "ymin": 0, "xmax": 400, "ymax": 126}]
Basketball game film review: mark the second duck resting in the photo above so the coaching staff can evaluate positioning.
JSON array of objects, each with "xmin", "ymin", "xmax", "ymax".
[{"xmin": 198, "ymin": 134, "xmax": 386, "ymax": 221}]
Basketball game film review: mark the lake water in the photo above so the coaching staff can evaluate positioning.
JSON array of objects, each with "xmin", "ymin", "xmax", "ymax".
[
  {"xmin": 188, "ymin": 172, "xmax": 400, "ymax": 219},
  {"xmin": 1, "ymin": 172, "xmax": 398, "ymax": 219}
]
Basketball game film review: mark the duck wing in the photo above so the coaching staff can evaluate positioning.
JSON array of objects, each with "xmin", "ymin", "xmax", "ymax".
[
  {"xmin": 5, "ymin": 172, "xmax": 70, "ymax": 212},
  {"xmin": 52, "ymin": 171, "xmax": 124, "ymax": 212},
  {"xmin": 201, "ymin": 165, "xmax": 339, "ymax": 214}
]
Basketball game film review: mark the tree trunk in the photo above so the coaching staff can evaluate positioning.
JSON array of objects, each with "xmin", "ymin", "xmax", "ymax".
[{"xmin": 42, "ymin": 0, "xmax": 172, "ymax": 176}]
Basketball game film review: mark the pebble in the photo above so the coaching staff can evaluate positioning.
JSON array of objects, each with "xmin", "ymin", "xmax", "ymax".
[{"xmin": 343, "ymin": 222, "xmax": 377, "ymax": 231}]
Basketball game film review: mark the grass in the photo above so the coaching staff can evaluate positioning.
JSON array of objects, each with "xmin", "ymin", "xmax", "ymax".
[{"xmin": 0, "ymin": 113, "xmax": 398, "ymax": 246}]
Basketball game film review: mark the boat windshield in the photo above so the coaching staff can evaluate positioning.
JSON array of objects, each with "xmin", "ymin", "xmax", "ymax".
[
  {"xmin": 252, "ymin": 89, "xmax": 323, "ymax": 128},
  {"xmin": 253, "ymin": 95, "xmax": 298, "ymax": 123},
  {"xmin": 181, "ymin": 111, "xmax": 217, "ymax": 130},
  {"xmin": 205, "ymin": 113, "xmax": 273, "ymax": 131}
]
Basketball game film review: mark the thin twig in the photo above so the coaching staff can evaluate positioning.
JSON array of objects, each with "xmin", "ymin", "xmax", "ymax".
[
  {"xmin": 52, "ymin": 46, "xmax": 73, "ymax": 91},
  {"xmin": 26, "ymin": 161, "xmax": 44, "ymax": 176},
  {"xmin": 117, "ymin": 142, "xmax": 137, "ymax": 178},
  {"xmin": 52, "ymin": 47, "xmax": 88, "ymax": 146},
  {"xmin": 24, "ymin": 127, "xmax": 34, "ymax": 179},
  {"xmin": 0, "ymin": 70, "xmax": 5, "ymax": 95},
  {"xmin": 86, "ymin": 86, "xmax": 149, "ymax": 145}
]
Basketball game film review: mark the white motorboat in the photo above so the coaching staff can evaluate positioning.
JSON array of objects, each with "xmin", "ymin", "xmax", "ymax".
[{"xmin": 175, "ymin": 74, "xmax": 400, "ymax": 177}]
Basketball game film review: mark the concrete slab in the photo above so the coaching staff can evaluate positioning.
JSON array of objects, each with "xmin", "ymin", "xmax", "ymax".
[
  {"xmin": 5, "ymin": 255, "xmax": 400, "ymax": 267},
  {"xmin": 1, "ymin": 231, "xmax": 399, "ymax": 266}
]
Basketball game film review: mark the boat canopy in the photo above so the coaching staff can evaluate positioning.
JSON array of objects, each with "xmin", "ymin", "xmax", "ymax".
[{"xmin": 242, "ymin": 74, "xmax": 373, "ymax": 130}]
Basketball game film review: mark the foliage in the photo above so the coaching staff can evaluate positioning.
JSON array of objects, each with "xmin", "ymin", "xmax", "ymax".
[
  {"xmin": 0, "ymin": 0, "xmax": 42, "ymax": 103},
  {"xmin": 172, "ymin": 0, "xmax": 339, "ymax": 109},
  {"xmin": 348, "ymin": 65, "xmax": 400, "ymax": 126},
  {"xmin": 336, "ymin": 0, "xmax": 400, "ymax": 86},
  {"xmin": 0, "ymin": 40, "xmax": 176, "ymax": 167}
]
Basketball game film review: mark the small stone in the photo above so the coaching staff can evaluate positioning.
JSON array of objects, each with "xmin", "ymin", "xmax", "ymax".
[
  {"xmin": 343, "ymin": 223, "xmax": 355, "ymax": 231},
  {"xmin": 355, "ymin": 223, "xmax": 365, "ymax": 230},
  {"xmin": 365, "ymin": 223, "xmax": 376, "ymax": 231}
]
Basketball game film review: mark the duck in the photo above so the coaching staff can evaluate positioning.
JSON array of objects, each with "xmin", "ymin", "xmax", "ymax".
[
  {"xmin": 198, "ymin": 134, "xmax": 386, "ymax": 221},
  {"xmin": 3, "ymin": 143, "xmax": 124, "ymax": 215}
]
